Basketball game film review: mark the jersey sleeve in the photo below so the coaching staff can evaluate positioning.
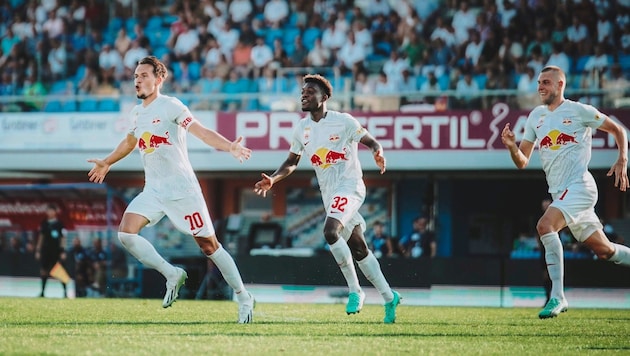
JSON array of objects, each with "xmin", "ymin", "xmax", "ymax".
[
  {"xmin": 577, "ymin": 102, "xmax": 606, "ymax": 129},
  {"xmin": 289, "ymin": 120, "xmax": 304, "ymax": 155},
  {"xmin": 127, "ymin": 106, "xmax": 138, "ymax": 137},
  {"xmin": 522, "ymin": 107, "xmax": 539, "ymax": 143},
  {"xmin": 345, "ymin": 113, "xmax": 368, "ymax": 143},
  {"xmin": 168, "ymin": 97, "xmax": 197, "ymax": 130}
]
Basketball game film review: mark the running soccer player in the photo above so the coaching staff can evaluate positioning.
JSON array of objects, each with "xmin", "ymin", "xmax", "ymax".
[
  {"xmin": 502, "ymin": 65, "xmax": 630, "ymax": 319},
  {"xmin": 254, "ymin": 74, "xmax": 401, "ymax": 323},
  {"xmin": 87, "ymin": 56, "xmax": 255, "ymax": 323}
]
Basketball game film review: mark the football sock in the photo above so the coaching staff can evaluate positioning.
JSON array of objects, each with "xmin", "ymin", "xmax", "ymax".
[
  {"xmin": 609, "ymin": 243, "xmax": 630, "ymax": 266},
  {"xmin": 540, "ymin": 232, "xmax": 565, "ymax": 301},
  {"xmin": 356, "ymin": 250, "xmax": 394, "ymax": 303},
  {"xmin": 117, "ymin": 232, "xmax": 178, "ymax": 279},
  {"xmin": 329, "ymin": 238, "xmax": 362, "ymax": 294},
  {"xmin": 208, "ymin": 245, "xmax": 248, "ymax": 301}
]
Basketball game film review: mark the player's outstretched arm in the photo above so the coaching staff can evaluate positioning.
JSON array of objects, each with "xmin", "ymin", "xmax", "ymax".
[
  {"xmin": 254, "ymin": 153, "xmax": 301, "ymax": 197},
  {"xmin": 188, "ymin": 121, "xmax": 252, "ymax": 163},
  {"xmin": 87, "ymin": 134, "xmax": 137, "ymax": 184},
  {"xmin": 598, "ymin": 117, "xmax": 629, "ymax": 191},
  {"xmin": 501, "ymin": 123, "xmax": 534, "ymax": 169},
  {"xmin": 360, "ymin": 132, "xmax": 386, "ymax": 174}
]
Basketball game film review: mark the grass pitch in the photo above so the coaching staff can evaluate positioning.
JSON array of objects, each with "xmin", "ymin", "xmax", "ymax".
[{"xmin": 1, "ymin": 297, "xmax": 629, "ymax": 355}]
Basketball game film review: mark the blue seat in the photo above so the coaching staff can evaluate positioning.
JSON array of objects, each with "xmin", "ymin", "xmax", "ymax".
[
  {"xmin": 44, "ymin": 100, "xmax": 62, "ymax": 112},
  {"xmin": 573, "ymin": 55, "xmax": 590, "ymax": 74},
  {"xmin": 79, "ymin": 99, "xmax": 99, "ymax": 112},
  {"xmin": 188, "ymin": 61, "xmax": 201, "ymax": 81},
  {"xmin": 108, "ymin": 17, "xmax": 124, "ymax": 34},
  {"xmin": 265, "ymin": 28, "xmax": 284, "ymax": 47},
  {"xmin": 50, "ymin": 80, "xmax": 69, "ymax": 94},
  {"xmin": 99, "ymin": 99, "xmax": 120, "ymax": 112},
  {"xmin": 474, "ymin": 74, "xmax": 487, "ymax": 89},
  {"xmin": 146, "ymin": 16, "xmax": 163, "ymax": 32},
  {"xmin": 61, "ymin": 100, "xmax": 77, "ymax": 112}
]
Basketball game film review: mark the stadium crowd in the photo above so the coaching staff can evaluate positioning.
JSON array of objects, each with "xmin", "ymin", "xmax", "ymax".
[{"xmin": 1, "ymin": 0, "xmax": 630, "ymax": 112}]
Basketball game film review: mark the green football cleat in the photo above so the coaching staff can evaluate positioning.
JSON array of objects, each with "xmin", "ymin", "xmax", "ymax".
[
  {"xmin": 384, "ymin": 290, "xmax": 401, "ymax": 324},
  {"xmin": 538, "ymin": 297, "xmax": 568, "ymax": 319},
  {"xmin": 346, "ymin": 290, "xmax": 365, "ymax": 314}
]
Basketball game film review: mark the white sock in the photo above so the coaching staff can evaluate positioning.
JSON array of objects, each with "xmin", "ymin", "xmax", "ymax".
[
  {"xmin": 208, "ymin": 245, "xmax": 249, "ymax": 302},
  {"xmin": 609, "ymin": 243, "xmax": 630, "ymax": 266},
  {"xmin": 118, "ymin": 232, "xmax": 178, "ymax": 279},
  {"xmin": 356, "ymin": 250, "xmax": 394, "ymax": 303},
  {"xmin": 540, "ymin": 232, "xmax": 565, "ymax": 301},
  {"xmin": 329, "ymin": 238, "xmax": 362, "ymax": 293}
]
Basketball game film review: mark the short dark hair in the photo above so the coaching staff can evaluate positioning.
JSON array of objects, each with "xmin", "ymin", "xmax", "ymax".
[
  {"xmin": 303, "ymin": 74, "xmax": 333, "ymax": 98},
  {"xmin": 138, "ymin": 56, "xmax": 168, "ymax": 80}
]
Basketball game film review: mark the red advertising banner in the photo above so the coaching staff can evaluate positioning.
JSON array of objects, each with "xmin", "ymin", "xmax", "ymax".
[{"xmin": 214, "ymin": 104, "xmax": 629, "ymax": 151}]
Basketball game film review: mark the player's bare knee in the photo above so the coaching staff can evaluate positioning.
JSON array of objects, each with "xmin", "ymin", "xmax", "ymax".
[
  {"xmin": 323, "ymin": 228, "xmax": 340, "ymax": 245},
  {"xmin": 195, "ymin": 235, "xmax": 220, "ymax": 255}
]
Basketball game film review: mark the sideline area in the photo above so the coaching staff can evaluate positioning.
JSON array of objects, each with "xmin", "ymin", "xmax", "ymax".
[{"xmin": 1, "ymin": 276, "xmax": 628, "ymax": 309}]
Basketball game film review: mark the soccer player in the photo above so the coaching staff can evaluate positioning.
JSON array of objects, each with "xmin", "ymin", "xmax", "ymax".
[
  {"xmin": 87, "ymin": 56, "xmax": 255, "ymax": 323},
  {"xmin": 501, "ymin": 65, "xmax": 630, "ymax": 319},
  {"xmin": 253, "ymin": 74, "xmax": 401, "ymax": 323},
  {"xmin": 35, "ymin": 204, "xmax": 67, "ymax": 298}
]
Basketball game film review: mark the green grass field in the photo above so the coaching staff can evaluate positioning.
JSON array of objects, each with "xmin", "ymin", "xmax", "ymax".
[{"xmin": 1, "ymin": 297, "xmax": 629, "ymax": 355}]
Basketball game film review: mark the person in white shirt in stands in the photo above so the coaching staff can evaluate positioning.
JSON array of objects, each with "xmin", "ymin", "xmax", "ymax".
[
  {"xmin": 254, "ymin": 74, "xmax": 401, "ymax": 323},
  {"xmin": 87, "ymin": 56, "xmax": 255, "ymax": 323},
  {"xmin": 263, "ymin": 0, "xmax": 289, "ymax": 27}
]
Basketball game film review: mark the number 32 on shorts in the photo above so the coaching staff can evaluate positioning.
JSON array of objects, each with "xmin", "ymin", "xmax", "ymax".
[{"xmin": 330, "ymin": 196, "xmax": 348, "ymax": 213}]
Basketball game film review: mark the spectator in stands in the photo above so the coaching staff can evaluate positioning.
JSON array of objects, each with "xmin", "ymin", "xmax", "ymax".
[
  {"xmin": 114, "ymin": 28, "xmax": 132, "ymax": 57},
  {"xmin": 123, "ymin": 39, "xmax": 149, "ymax": 73},
  {"xmin": 382, "ymin": 50, "xmax": 410, "ymax": 89},
  {"xmin": 173, "ymin": 22, "xmax": 200, "ymax": 63},
  {"xmin": 78, "ymin": 65, "xmax": 99, "ymax": 94},
  {"xmin": 566, "ymin": 15, "xmax": 590, "ymax": 56},
  {"xmin": 215, "ymin": 20, "xmax": 240, "ymax": 58},
  {"xmin": 462, "ymin": 30, "xmax": 485, "ymax": 74},
  {"xmin": 420, "ymin": 71, "xmax": 440, "ymax": 104},
  {"xmin": 526, "ymin": 46, "xmax": 546, "ymax": 78},
  {"xmin": 602, "ymin": 64, "xmax": 630, "ymax": 108},
  {"xmin": 422, "ymin": 38, "xmax": 455, "ymax": 79},
  {"xmin": 451, "ymin": 1, "xmax": 477, "ymax": 46},
  {"xmin": 526, "ymin": 29, "xmax": 552, "ymax": 60},
  {"xmin": 584, "ymin": 43, "xmax": 611, "ymax": 74},
  {"xmin": 321, "ymin": 20, "xmax": 347, "ymax": 52},
  {"xmin": 35, "ymin": 204, "xmax": 67, "ymax": 298},
  {"xmin": 517, "ymin": 65, "xmax": 540, "ymax": 109},
  {"xmin": 337, "ymin": 31, "xmax": 367, "ymax": 75},
  {"xmin": 353, "ymin": 68, "xmax": 375, "ymax": 111},
  {"xmin": 232, "ymin": 38, "xmax": 253, "ymax": 76},
  {"xmin": 365, "ymin": 0, "xmax": 390, "ymax": 18},
  {"xmin": 596, "ymin": 11, "xmax": 614, "ymax": 47},
  {"xmin": 42, "ymin": 9, "xmax": 64, "ymax": 39},
  {"xmin": 1, "ymin": 28, "xmax": 20, "ymax": 59},
  {"xmin": 47, "ymin": 38, "xmax": 67, "ymax": 81},
  {"xmin": 306, "ymin": 37, "xmax": 332, "ymax": 67},
  {"xmin": 398, "ymin": 216, "xmax": 436, "ymax": 258},
  {"xmin": 99, "ymin": 43, "xmax": 124, "ymax": 81},
  {"xmin": 550, "ymin": 15, "xmax": 568, "ymax": 45},
  {"xmin": 21, "ymin": 72, "xmax": 47, "ymax": 111},
  {"xmin": 271, "ymin": 37, "xmax": 290, "ymax": 69},
  {"xmin": 288, "ymin": 35, "xmax": 309, "ymax": 67},
  {"xmin": 87, "ymin": 55, "xmax": 254, "ymax": 319},
  {"xmin": 454, "ymin": 71, "xmax": 481, "ymax": 109},
  {"xmin": 264, "ymin": 0, "xmax": 289, "ymax": 28},
  {"xmin": 228, "ymin": 0, "xmax": 253, "ymax": 25},
  {"xmin": 250, "ymin": 36, "xmax": 273, "ymax": 78},
  {"xmin": 545, "ymin": 42, "xmax": 571, "ymax": 75},
  {"xmin": 352, "ymin": 19, "xmax": 373, "ymax": 56},
  {"xmin": 254, "ymin": 73, "xmax": 400, "ymax": 323},
  {"xmin": 108, "ymin": 240, "xmax": 128, "ymax": 280},
  {"xmin": 430, "ymin": 16, "xmax": 456, "ymax": 48},
  {"xmin": 368, "ymin": 220, "xmax": 394, "ymax": 259}
]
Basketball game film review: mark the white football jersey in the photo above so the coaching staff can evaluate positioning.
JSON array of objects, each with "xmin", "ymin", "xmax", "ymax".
[
  {"xmin": 289, "ymin": 110, "xmax": 368, "ymax": 197},
  {"xmin": 128, "ymin": 94, "xmax": 201, "ymax": 199},
  {"xmin": 523, "ymin": 99, "xmax": 605, "ymax": 193}
]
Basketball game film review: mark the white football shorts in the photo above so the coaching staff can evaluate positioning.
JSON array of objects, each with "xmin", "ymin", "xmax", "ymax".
[
  {"xmin": 550, "ymin": 180, "xmax": 602, "ymax": 242},
  {"xmin": 125, "ymin": 189, "xmax": 216, "ymax": 237},
  {"xmin": 322, "ymin": 189, "xmax": 367, "ymax": 241}
]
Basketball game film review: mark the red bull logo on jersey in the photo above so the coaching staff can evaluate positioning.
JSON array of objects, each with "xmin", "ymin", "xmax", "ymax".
[
  {"xmin": 539, "ymin": 129, "xmax": 578, "ymax": 151},
  {"xmin": 138, "ymin": 131, "xmax": 172, "ymax": 154},
  {"xmin": 310, "ymin": 147, "xmax": 348, "ymax": 169}
]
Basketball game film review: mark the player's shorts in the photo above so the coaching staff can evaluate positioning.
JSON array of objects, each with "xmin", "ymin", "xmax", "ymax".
[
  {"xmin": 550, "ymin": 180, "xmax": 602, "ymax": 242},
  {"xmin": 322, "ymin": 189, "xmax": 367, "ymax": 241},
  {"xmin": 126, "ymin": 190, "xmax": 216, "ymax": 237}
]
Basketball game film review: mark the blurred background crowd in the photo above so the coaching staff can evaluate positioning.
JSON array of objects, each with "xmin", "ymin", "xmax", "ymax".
[{"xmin": 1, "ymin": 0, "xmax": 630, "ymax": 112}]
